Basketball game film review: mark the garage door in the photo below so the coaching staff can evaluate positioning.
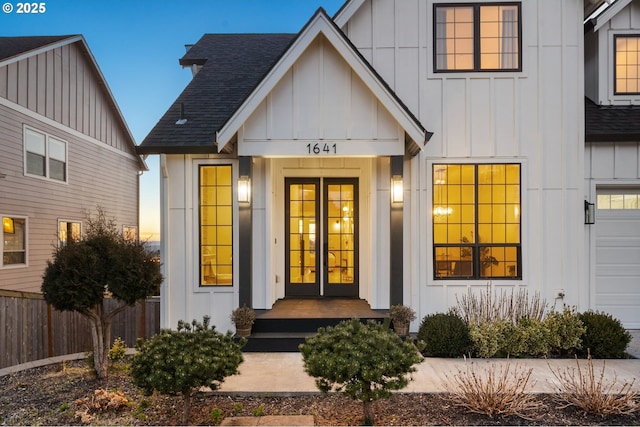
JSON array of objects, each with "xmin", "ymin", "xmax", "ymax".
[{"xmin": 595, "ymin": 191, "xmax": 640, "ymax": 328}]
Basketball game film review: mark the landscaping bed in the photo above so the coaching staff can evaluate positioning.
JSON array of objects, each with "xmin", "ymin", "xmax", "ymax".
[{"xmin": 1, "ymin": 360, "xmax": 639, "ymax": 426}]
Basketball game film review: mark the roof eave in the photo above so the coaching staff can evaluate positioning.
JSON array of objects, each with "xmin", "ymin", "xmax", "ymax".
[
  {"xmin": 136, "ymin": 145, "xmax": 218, "ymax": 156},
  {"xmin": 586, "ymin": 134, "xmax": 640, "ymax": 143}
]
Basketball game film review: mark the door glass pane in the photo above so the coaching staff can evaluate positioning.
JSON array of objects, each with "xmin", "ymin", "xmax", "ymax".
[
  {"xmin": 327, "ymin": 184, "xmax": 354, "ymax": 284},
  {"xmin": 288, "ymin": 183, "xmax": 317, "ymax": 284}
]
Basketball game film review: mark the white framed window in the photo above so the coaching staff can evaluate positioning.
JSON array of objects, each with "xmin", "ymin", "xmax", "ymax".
[
  {"xmin": 123, "ymin": 225, "xmax": 138, "ymax": 242},
  {"xmin": 434, "ymin": 2, "xmax": 521, "ymax": 72},
  {"xmin": 24, "ymin": 126, "xmax": 68, "ymax": 182},
  {"xmin": 58, "ymin": 220, "xmax": 81, "ymax": 247},
  {"xmin": 2, "ymin": 215, "xmax": 27, "ymax": 267}
]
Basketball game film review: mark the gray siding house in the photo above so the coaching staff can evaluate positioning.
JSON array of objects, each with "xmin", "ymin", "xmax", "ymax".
[{"xmin": 0, "ymin": 35, "xmax": 146, "ymax": 293}]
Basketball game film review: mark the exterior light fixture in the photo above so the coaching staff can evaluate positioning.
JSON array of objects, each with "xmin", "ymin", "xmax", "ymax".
[
  {"xmin": 238, "ymin": 176, "xmax": 251, "ymax": 203},
  {"xmin": 3, "ymin": 217, "xmax": 14, "ymax": 234},
  {"xmin": 391, "ymin": 175, "xmax": 403, "ymax": 204},
  {"xmin": 584, "ymin": 200, "xmax": 595, "ymax": 225}
]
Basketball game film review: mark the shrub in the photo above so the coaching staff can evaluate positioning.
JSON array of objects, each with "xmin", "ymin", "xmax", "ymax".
[
  {"xmin": 130, "ymin": 316, "xmax": 244, "ymax": 424},
  {"xmin": 300, "ymin": 319, "xmax": 423, "ymax": 425},
  {"xmin": 445, "ymin": 361, "xmax": 544, "ymax": 419},
  {"xmin": 504, "ymin": 318, "xmax": 550, "ymax": 358},
  {"xmin": 469, "ymin": 319, "xmax": 515, "ymax": 358},
  {"xmin": 418, "ymin": 312, "xmax": 471, "ymax": 357},
  {"xmin": 544, "ymin": 306, "xmax": 585, "ymax": 357},
  {"xmin": 107, "ymin": 337, "xmax": 127, "ymax": 363},
  {"xmin": 74, "ymin": 389, "xmax": 129, "ymax": 424},
  {"xmin": 549, "ymin": 356, "xmax": 640, "ymax": 415},
  {"xmin": 453, "ymin": 286, "xmax": 546, "ymax": 325},
  {"xmin": 578, "ymin": 311, "xmax": 631, "ymax": 359}
]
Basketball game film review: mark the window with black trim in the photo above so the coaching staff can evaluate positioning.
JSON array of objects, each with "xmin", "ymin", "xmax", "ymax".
[
  {"xmin": 2, "ymin": 216, "xmax": 27, "ymax": 266},
  {"xmin": 614, "ymin": 35, "xmax": 640, "ymax": 94},
  {"xmin": 24, "ymin": 127, "xmax": 67, "ymax": 182},
  {"xmin": 433, "ymin": 164, "xmax": 521, "ymax": 279},
  {"xmin": 199, "ymin": 165, "xmax": 233, "ymax": 286},
  {"xmin": 434, "ymin": 3, "xmax": 521, "ymax": 72}
]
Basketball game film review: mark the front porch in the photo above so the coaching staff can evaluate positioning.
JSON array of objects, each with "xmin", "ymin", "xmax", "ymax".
[{"xmin": 243, "ymin": 298, "xmax": 389, "ymax": 352}]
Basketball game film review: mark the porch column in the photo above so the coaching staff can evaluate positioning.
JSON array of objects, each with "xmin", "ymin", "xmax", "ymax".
[
  {"xmin": 390, "ymin": 155, "xmax": 403, "ymax": 306},
  {"xmin": 239, "ymin": 156, "xmax": 252, "ymax": 307}
]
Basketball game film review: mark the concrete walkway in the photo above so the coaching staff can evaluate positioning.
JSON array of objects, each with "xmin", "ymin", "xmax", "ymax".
[
  {"xmin": 2, "ymin": 331, "xmax": 639, "ymax": 395},
  {"xmin": 216, "ymin": 352, "xmax": 640, "ymax": 395}
]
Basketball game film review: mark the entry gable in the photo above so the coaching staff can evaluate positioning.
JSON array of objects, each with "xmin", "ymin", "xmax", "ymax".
[{"xmin": 217, "ymin": 8, "xmax": 429, "ymax": 156}]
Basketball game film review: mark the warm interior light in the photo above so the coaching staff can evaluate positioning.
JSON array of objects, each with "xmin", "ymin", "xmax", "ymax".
[
  {"xmin": 433, "ymin": 206, "xmax": 453, "ymax": 216},
  {"xmin": 237, "ymin": 176, "xmax": 251, "ymax": 203},
  {"xmin": 2, "ymin": 217, "xmax": 14, "ymax": 234},
  {"xmin": 391, "ymin": 175, "xmax": 403, "ymax": 204}
]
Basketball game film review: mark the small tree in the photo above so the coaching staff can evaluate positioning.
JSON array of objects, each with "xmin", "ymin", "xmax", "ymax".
[
  {"xmin": 42, "ymin": 207, "xmax": 162, "ymax": 379},
  {"xmin": 130, "ymin": 316, "xmax": 244, "ymax": 425},
  {"xmin": 300, "ymin": 319, "xmax": 423, "ymax": 425}
]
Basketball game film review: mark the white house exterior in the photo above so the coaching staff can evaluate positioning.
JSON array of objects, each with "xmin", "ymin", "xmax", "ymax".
[
  {"xmin": 140, "ymin": 0, "xmax": 639, "ymax": 333},
  {"xmin": 584, "ymin": 0, "xmax": 640, "ymax": 328}
]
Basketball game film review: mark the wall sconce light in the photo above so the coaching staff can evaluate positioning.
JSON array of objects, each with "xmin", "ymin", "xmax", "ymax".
[
  {"xmin": 238, "ymin": 176, "xmax": 251, "ymax": 203},
  {"xmin": 391, "ymin": 175, "xmax": 403, "ymax": 204},
  {"xmin": 584, "ymin": 200, "xmax": 595, "ymax": 225},
  {"xmin": 3, "ymin": 217, "xmax": 15, "ymax": 234}
]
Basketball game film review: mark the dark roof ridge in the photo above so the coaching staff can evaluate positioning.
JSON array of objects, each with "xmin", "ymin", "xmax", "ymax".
[{"xmin": 0, "ymin": 35, "xmax": 78, "ymax": 61}]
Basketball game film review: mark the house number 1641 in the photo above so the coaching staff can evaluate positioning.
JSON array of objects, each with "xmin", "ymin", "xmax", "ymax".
[{"xmin": 306, "ymin": 143, "xmax": 337, "ymax": 155}]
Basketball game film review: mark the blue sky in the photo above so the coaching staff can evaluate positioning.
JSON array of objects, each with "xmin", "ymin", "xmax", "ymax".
[{"xmin": 2, "ymin": 0, "xmax": 345, "ymax": 240}]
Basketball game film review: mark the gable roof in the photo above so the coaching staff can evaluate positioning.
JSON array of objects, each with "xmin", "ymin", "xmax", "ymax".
[
  {"xmin": 0, "ymin": 35, "xmax": 74, "ymax": 62},
  {"xmin": 590, "ymin": 0, "xmax": 630, "ymax": 31},
  {"xmin": 139, "ymin": 7, "xmax": 431, "ymax": 156},
  {"xmin": 139, "ymin": 33, "xmax": 296, "ymax": 154},
  {"xmin": 0, "ymin": 35, "xmax": 147, "ymax": 170},
  {"xmin": 586, "ymin": 98, "xmax": 640, "ymax": 142}
]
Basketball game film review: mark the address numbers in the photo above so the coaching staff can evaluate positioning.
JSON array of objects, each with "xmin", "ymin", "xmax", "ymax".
[{"xmin": 306, "ymin": 143, "xmax": 337, "ymax": 155}]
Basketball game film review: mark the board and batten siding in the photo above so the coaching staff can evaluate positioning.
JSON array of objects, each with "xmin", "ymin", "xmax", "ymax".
[
  {"xmin": 0, "ymin": 40, "xmax": 141, "ymax": 294},
  {"xmin": 342, "ymin": 0, "xmax": 585, "ymax": 321},
  {"xmin": 242, "ymin": 35, "xmax": 402, "ymax": 152},
  {"xmin": 586, "ymin": 0, "xmax": 640, "ymax": 105},
  {"xmin": 0, "ymin": 41, "xmax": 135, "ymax": 156}
]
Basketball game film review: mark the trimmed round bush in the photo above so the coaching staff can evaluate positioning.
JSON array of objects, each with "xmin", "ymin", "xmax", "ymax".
[
  {"xmin": 578, "ymin": 311, "xmax": 631, "ymax": 359},
  {"xmin": 544, "ymin": 305, "xmax": 585, "ymax": 357},
  {"xmin": 504, "ymin": 318, "xmax": 549, "ymax": 357},
  {"xmin": 417, "ymin": 312, "xmax": 471, "ymax": 357}
]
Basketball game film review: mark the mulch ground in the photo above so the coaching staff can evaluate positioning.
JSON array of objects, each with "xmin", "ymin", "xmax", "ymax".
[{"xmin": 1, "ymin": 359, "xmax": 639, "ymax": 425}]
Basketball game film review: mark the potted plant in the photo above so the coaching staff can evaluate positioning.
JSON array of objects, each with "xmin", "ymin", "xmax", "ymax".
[
  {"xmin": 231, "ymin": 305, "xmax": 255, "ymax": 337},
  {"xmin": 389, "ymin": 305, "xmax": 416, "ymax": 336}
]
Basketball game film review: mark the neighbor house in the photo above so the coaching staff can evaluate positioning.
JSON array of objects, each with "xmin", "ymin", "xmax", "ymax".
[
  {"xmin": 0, "ymin": 36, "xmax": 146, "ymax": 293},
  {"xmin": 139, "ymin": 0, "xmax": 639, "ymax": 336}
]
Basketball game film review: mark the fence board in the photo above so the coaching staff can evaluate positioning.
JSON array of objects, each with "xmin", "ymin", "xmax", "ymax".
[{"xmin": 0, "ymin": 291, "xmax": 160, "ymax": 369}]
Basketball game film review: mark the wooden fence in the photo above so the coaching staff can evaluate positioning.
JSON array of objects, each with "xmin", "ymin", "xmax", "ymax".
[{"xmin": 0, "ymin": 290, "xmax": 160, "ymax": 369}]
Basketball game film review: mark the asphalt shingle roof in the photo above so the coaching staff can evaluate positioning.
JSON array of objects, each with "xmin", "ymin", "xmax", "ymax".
[
  {"xmin": 586, "ymin": 97, "xmax": 640, "ymax": 142},
  {"xmin": 0, "ymin": 35, "xmax": 75, "ymax": 61},
  {"xmin": 138, "ymin": 33, "xmax": 296, "ymax": 154}
]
